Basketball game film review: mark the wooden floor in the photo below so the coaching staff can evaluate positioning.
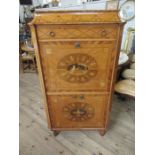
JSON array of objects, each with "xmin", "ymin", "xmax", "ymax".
[{"xmin": 19, "ymin": 73, "xmax": 135, "ymax": 155}]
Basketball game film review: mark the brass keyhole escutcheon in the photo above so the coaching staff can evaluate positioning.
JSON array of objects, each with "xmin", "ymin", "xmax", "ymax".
[
  {"xmin": 71, "ymin": 95, "xmax": 85, "ymax": 100},
  {"xmin": 49, "ymin": 31, "xmax": 55, "ymax": 37},
  {"xmin": 75, "ymin": 42, "xmax": 81, "ymax": 48},
  {"xmin": 101, "ymin": 29, "xmax": 107, "ymax": 37}
]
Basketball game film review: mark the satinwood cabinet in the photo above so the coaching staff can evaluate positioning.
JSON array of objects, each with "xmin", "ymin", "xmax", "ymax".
[{"xmin": 29, "ymin": 10, "xmax": 125, "ymax": 136}]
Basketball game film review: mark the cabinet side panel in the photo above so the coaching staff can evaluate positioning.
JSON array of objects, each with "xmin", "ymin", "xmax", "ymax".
[
  {"xmin": 30, "ymin": 25, "xmax": 52, "ymax": 129},
  {"xmin": 105, "ymin": 24, "xmax": 125, "ymax": 129}
]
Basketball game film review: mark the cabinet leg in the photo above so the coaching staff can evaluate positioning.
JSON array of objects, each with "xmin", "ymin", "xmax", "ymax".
[
  {"xmin": 53, "ymin": 131, "xmax": 60, "ymax": 136},
  {"xmin": 99, "ymin": 129, "xmax": 106, "ymax": 136}
]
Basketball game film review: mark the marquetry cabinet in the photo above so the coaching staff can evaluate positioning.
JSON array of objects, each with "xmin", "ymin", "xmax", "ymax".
[{"xmin": 30, "ymin": 10, "xmax": 125, "ymax": 136}]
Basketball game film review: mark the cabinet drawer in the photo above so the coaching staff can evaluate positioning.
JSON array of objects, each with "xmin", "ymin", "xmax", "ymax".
[
  {"xmin": 39, "ymin": 41, "xmax": 116, "ymax": 92},
  {"xmin": 47, "ymin": 94, "xmax": 109, "ymax": 128},
  {"xmin": 36, "ymin": 24, "xmax": 118, "ymax": 40}
]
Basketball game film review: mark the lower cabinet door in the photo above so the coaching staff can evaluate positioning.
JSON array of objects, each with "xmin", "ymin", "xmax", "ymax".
[{"xmin": 47, "ymin": 94, "xmax": 109, "ymax": 129}]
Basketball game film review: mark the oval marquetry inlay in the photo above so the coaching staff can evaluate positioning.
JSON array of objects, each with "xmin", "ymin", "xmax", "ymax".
[
  {"xmin": 57, "ymin": 53, "xmax": 98, "ymax": 83},
  {"xmin": 63, "ymin": 102, "xmax": 94, "ymax": 122}
]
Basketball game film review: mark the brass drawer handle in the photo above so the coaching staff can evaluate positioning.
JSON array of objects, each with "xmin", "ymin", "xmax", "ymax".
[
  {"xmin": 101, "ymin": 29, "xmax": 107, "ymax": 37},
  {"xmin": 49, "ymin": 31, "xmax": 55, "ymax": 37},
  {"xmin": 75, "ymin": 42, "xmax": 81, "ymax": 48}
]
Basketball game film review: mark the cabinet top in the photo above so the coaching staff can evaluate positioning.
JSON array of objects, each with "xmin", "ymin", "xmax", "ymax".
[{"xmin": 30, "ymin": 10, "xmax": 125, "ymax": 25}]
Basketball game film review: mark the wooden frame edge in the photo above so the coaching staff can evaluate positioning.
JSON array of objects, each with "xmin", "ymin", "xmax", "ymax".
[
  {"xmin": 105, "ymin": 23, "xmax": 125, "ymax": 129},
  {"xmin": 30, "ymin": 24, "xmax": 52, "ymax": 129}
]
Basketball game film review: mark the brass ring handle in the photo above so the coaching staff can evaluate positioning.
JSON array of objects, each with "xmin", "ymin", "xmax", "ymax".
[
  {"xmin": 49, "ymin": 31, "xmax": 55, "ymax": 37},
  {"xmin": 75, "ymin": 42, "xmax": 81, "ymax": 48},
  {"xmin": 101, "ymin": 30, "xmax": 107, "ymax": 37}
]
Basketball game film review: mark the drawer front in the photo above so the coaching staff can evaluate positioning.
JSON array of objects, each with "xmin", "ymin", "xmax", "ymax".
[
  {"xmin": 36, "ymin": 24, "xmax": 118, "ymax": 40},
  {"xmin": 47, "ymin": 94, "xmax": 109, "ymax": 128},
  {"xmin": 39, "ymin": 41, "xmax": 116, "ymax": 92}
]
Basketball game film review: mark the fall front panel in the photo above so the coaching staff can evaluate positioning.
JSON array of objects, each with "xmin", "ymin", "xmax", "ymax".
[{"xmin": 38, "ymin": 41, "xmax": 116, "ymax": 92}]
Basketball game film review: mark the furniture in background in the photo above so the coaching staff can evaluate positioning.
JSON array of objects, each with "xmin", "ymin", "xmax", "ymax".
[
  {"xmin": 115, "ymin": 54, "xmax": 135, "ymax": 98},
  {"xmin": 117, "ymin": 27, "xmax": 135, "ymax": 80},
  {"xmin": 115, "ymin": 79, "xmax": 135, "ymax": 97},
  {"xmin": 119, "ymin": 0, "xmax": 135, "ymax": 22},
  {"xmin": 123, "ymin": 27, "xmax": 135, "ymax": 55},
  {"xmin": 30, "ymin": 10, "xmax": 125, "ymax": 136},
  {"xmin": 117, "ymin": 51, "xmax": 130, "ymax": 81},
  {"xmin": 19, "ymin": 41, "xmax": 37, "ymax": 73},
  {"xmin": 106, "ymin": 0, "xmax": 119, "ymax": 10},
  {"xmin": 51, "ymin": 0, "xmax": 60, "ymax": 7},
  {"xmin": 24, "ymin": 18, "xmax": 33, "ymax": 34},
  {"xmin": 115, "ymin": 28, "xmax": 135, "ymax": 99}
]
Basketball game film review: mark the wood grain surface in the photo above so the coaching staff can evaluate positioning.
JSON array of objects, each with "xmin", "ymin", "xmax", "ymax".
[{"xmin": 30, "ymin": 11, "xmax": 125, "ymax": 135}]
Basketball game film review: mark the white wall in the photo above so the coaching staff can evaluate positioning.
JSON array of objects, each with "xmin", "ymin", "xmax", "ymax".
[
  {"xmin": 61, "ymin": 0, "xmax": 78, "ymax": 6},
  {"xmin": 54, "ymin": 0, "xmax": 106, "ymax": 10},
  {"xmin": 33, "ymin": 0, "xmax": 43, "ymax": 6}
]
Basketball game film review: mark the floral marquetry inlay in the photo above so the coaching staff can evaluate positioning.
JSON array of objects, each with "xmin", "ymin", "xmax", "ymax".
[
  {"xmin": 57, "ymin": 53, "xmax": 98, "ymax": 83},
  {"xmin": 63, "ymin": 102, "xmax": 94, "ymax": 122}
]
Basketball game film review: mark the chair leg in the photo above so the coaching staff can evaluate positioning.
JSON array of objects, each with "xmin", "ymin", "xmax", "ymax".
[
  {"xmin": 32, "ymin": 58, "xmax": 35, "ymax": 70},
  {"xmin": 19, "ymin": 56, "xmax": 24, "ymax": 74},
  {"xmin": 32, "ymin": 57, "xmax": 37, "ymax": 73}
]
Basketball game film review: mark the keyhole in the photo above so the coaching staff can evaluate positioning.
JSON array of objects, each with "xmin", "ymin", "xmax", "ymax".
[{"xmin": 75, "ymin": 42, "xmax": 81, "ymax": 48}]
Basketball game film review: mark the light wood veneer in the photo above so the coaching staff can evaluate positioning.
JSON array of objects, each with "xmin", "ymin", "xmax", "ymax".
[{"xmin": 30, "ymin": 10, "xmax": 125, "ymax": 136}]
